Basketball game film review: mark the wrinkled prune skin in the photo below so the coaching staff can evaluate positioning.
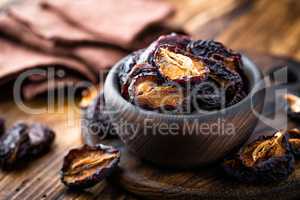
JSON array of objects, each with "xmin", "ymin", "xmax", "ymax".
[
  {"xmin": 223, "ymin": 132, "xmax": 294, "ymax": 183},
  {"xmin": 61, "ymin": 144, "xmax": 120, "ymax": 189},
  {"xmin": 0, "ymin": 122, "xmax": 55, "ymax": 169},
  {"xmin": 118, "ymin": 33, "xmax": 248, "ymax": 112},
  {"xmin": 82, "ymin": 92, "xmax": 117, "ymax": 140},
  {"xmin": 154, "ymin": 48, "xmax": 209, "ymax": 83},
  {"xmin": 284, "ymin": 94, "xmax": 300, "ymax": 120},
  {"xmin": 118, "ymin": 50, "xmax": 144, "ymax": 98},
  {"xmin": 287, "ymin": 128, "xmax": 300, "ymax": 157}
]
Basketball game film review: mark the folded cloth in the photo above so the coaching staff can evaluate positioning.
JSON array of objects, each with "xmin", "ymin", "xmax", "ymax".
[
  {"xmin": 0, "ymin": 0, "xmax": 176, "ymax": 100},
  {"xmin": 0, "ymin": 37, "xmax": 96, "ymax": 99},
  {"xmin": 22, "ymin": 77, "xmax": 83, "ymax": 100},
  {"xmin": 16, "ymin": 0, "xmax": 175, "ymax": 49},
  {"xmin": 0, "ymin": 13, "xmax": 127, "ymax": 74}
]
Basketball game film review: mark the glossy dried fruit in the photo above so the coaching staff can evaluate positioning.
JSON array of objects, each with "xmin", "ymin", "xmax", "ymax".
[
  {"xmin": 191, "ymin": 79, "xmax": 222, "ymax": 110},
  {"xmin": 118, "ymin": 51, "xmax": 143, "ymax": 98},
  {"xmin": 82, "ymin": 92, "xmax": 117, "ymax": 140},
  {"xmin": 134, "ymin": 84, "xmax": 184, "ymax": 110},
  {"xmin": 127, "ymin": 63, "xmax": 164, "ymax": 101},
  {"xmin": 118, "ymin": 34, "xmax": 248, "ymax": 112},
  {"xmin": 284, "ymin": 94, "xmax": 300, "ymax": 120},
  {"xmin": 223, "ymin": 131, "xmax": 294, "ymax": 183},
  {"xmin": 154, "ymin": 48, "xmax": 209, "ymax": 83},
  {"xmin": 61, "ymin": 144, "xmax": 120, "ymax": 189},
  {"xmin": 0, "ymin": 122, "xmax": 55, "ymax": 169},
  {"xmin": 187, "ymin": 40, "xmax": 242, "ymax": 71},
  {"xmin": 287, "ymin": 128, "xmax": 300, "ymax": 157}
]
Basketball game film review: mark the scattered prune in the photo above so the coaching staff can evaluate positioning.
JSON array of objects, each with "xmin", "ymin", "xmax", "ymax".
[
  {"xmin": 284, "ymin": 94, "xmax": 300, "ymax": 120},
  {"xmin": 60, "ymin": 144, "xmax": 120, "ymax": 189},
  {"xmin": 287, "ymin": 128, "xmax": 300, "ymax": 157},
  {"xmin": 118, "ymin": 33, "xmax": 248, "ymax": 112},
  {"xmin": 82, "ymin": 92, "xmax": 117, "ymax": 140},
  {"xmin": 0, "ymin": 122, "xmax": 55, "ymax": 169},
  {"xmin": 223, "ymin": 131, "xmax": 294, "ymax": 183}
]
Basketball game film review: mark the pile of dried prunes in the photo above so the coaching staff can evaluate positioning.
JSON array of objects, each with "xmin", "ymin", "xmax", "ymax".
[{"xmin": 118, "ymin": 33, "xmax": 248, "ymax": 112}]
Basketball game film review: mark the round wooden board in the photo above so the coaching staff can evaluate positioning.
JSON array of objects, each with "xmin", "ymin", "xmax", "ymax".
[{"xmin": 83, "ymin": 54, "xmax": 300, "ymax": 200}]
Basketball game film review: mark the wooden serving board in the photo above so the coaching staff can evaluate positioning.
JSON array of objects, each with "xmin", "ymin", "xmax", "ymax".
[{"xmin": 83, "ymin": 54, "xmax": 300, "ymax": 200}]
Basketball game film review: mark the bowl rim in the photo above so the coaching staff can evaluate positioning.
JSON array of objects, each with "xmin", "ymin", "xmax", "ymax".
[{"xmin": 104, "ymin": 54, "xmax": 265, "ymax": 119}]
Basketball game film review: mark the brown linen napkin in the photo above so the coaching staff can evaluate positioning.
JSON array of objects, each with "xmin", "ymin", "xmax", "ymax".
[
  {"xmin": 0, "ymin": 37, "xmax": 96, "ymax": 99},
  {"xmin": 0, "ymin": 13, "xmax": 126, "ymax": 74},
  {"xmin": 29, "ymin": 0, "xmax": 175, "ymax": 49}
]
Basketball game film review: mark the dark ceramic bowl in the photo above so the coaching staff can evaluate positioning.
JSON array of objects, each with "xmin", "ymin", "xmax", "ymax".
[{"xmin": 104, "ymin": 55, "xmax": 265, "ymax": 168}]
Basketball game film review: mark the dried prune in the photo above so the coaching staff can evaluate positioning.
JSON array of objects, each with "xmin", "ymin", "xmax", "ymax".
[
  {"xmin": 223, "ymin": 131, "xmax": 294, "ymax": 183},
  {"xmin": 284, "ymin": 94, "xmax": 300, "ymax": 120},
  {"xmin": 118, "ymin": 33, "xmax": 248, "ymax": 112},
  {"xmin": 187, "ymin": 40, "xmax": 242, "ymax": 73},
  {"xmin": 133, "ymin": 84, "xmax": 184, "ymax": 110},
  {"xmin": 154, "ymin": 48, "xmax": 209, "ymax": 83},
  {"xmin": 118, "ymin": 50, "xmax": 143, "ymax": 98},
  {"xmin": 82, "ymin": 92, "xmax": 117, "ymax": 140},
  {"xmin": 137, "ymin": 33, "xmax": 191, "ymax": 65},
  {"xmin": 191, "ymin": 79, "xmax": 222, "ymax": 110},
  {"xmin": 127, "ymin": 63, "xmax": 164, "ymax": 101},
  {"xmin": 0, "ymin": 122, "xmax": 55, "ymax": 169},
  {"xmin": 287, "ymin": 128, "xmax": 300, "ymax": 157},
  {"xmin": 61, "ymin": 144, "xmax": 120, "ymax": 189},
  {"xmin": 203, "ymin": 58, "xmax": 244, "ymax": 106}
]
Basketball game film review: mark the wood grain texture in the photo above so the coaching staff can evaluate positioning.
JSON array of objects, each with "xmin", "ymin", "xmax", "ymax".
[{"xmin": 86, "ymin": 54, "xmax": 300, "ymax": 200}]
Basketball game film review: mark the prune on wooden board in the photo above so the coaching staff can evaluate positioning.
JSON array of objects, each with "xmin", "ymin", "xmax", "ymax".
[
  {"xmin": 82, "ymin": 92, "xmax": 117, "ymax": 140},
  {"xmin": 0, "ymin": 122, "xmax": 55, "ymax": 169},
  {"xmin": 117, "ymin": 33, "xmax": 248, "ymax": 112},
  {"xmin": 61, "ymin": 144, "xmax": 120, "ymax": 189},
  {"xmin": 223, "ymin": 131, "xmax": 295, "ymax": 183},
  {"xmin": 286, "ymin": 128, "xmax": 300, "ymax": 157},
  {"xmin": 284, "ymin": 94, "xmax": 300, "ymax": 120}
]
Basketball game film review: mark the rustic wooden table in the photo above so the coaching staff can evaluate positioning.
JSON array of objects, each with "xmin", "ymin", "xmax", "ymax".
[{"xmin": 0, "ymin": 0, "xmax": 300, "ymax": 199}]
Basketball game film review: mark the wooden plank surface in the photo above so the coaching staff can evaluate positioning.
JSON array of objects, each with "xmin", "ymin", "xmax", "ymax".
[{"xmin": 0, "ymin": 0, "xmax": 300, "ymax": 199}]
